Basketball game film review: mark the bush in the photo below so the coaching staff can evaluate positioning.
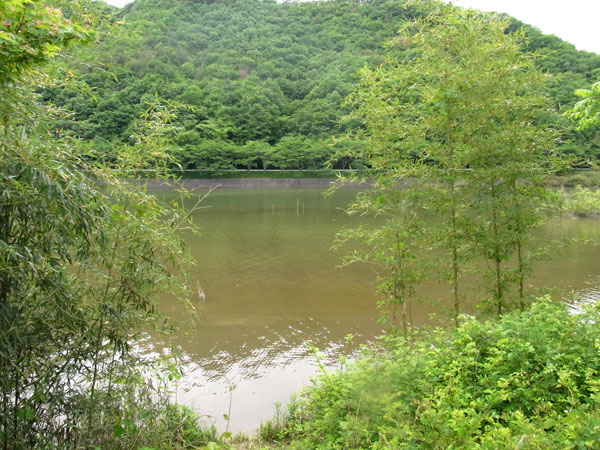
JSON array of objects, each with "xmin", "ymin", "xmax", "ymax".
[{"xmin": 265, "ymin": 298, "xmax": 600, "ymax": 449}]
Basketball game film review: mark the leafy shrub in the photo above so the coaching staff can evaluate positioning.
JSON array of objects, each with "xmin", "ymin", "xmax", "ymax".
[{"xmin": 265, "ymin": 298, "xmax": 600, "ymax": 449}]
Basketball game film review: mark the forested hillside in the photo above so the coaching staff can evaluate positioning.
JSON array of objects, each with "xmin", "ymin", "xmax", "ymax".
[{"xmin": 43, "ymin": 0, "xmax": 600, "ymax": 170}]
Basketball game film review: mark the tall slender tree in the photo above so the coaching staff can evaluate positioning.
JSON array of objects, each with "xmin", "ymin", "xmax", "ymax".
[{"xmin": 338, "ymin": 1, "xmax": 562, "ymax": 323}]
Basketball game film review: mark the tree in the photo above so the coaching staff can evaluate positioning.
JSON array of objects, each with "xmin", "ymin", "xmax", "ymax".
[
  {"xmin": 38, "ymin": 0, "xmax": 599, "ymax": 170},
  {"xmin": 565, "ymin": 80, "xmax": 600, "ymax": 131},
  {"xmin": 337, "ymin": 2, "xmax": 561, "ymax": 328},
  {"xmin": 0, "ymin": 0, "xmax": 94, "ymax": 84},
  {"xmin": 1, "ymin": 2, "xmax": 199, "ymax": 447}
]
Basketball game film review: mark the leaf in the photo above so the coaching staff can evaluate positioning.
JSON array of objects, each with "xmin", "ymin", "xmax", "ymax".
[
  {"xmin": 220, "ymin": 431, "xmax": 233, "ymax": 441},
  {"xmin": 113, "ymin": 422, "xmax": 125, "ymax": 437},
  {"xmin": 122, "ymin": 418, "xmax": 137, "ymax": 433},
  {"xmin": 16, "ymin": 406, "xmax": 35, "ymax": 421}
]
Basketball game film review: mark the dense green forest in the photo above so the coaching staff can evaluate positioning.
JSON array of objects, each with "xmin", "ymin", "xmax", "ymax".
[{"xmin": 43, "ymin": 0, "xmax": 600, "ymax": 171}]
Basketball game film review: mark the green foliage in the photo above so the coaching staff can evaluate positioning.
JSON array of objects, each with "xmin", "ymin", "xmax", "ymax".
[
  {"xmin": 265, "ymin": 298, "xmax": 600, "ymax": 449},
  {"xmin": 565, "ymin": 80, "xmax": 600, "ymax": 131},
  {"xmin": 0, "ymin": 0, "xmax": 95, "ymax": 84},
  {"xmin": 150, "ymin": 404, "xmax": 218, "ymax": 448},
  {"xmin": 335, "ymin": 2, "xmax": 563, "ymax": 330},
  {"xmin": 39, "ymin": 0, "xmax": 600, "ymax": 170},
  {"xmin": 43, "ymin": 0, "xmax": 422, "ymax": 168},
  {"xmin": 513, "ymin": 19, "xmax": 600, "ymax": 165},
  {"xmin": 0, "ymin": 1, "xmax": 208, "ymax": 447},
  {"xmin": 50, "ymin": 362, "xmax": 218, "ymax": 449}
]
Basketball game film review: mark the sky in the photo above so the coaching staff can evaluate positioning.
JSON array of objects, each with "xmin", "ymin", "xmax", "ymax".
[
  {"xmin": 102, "ymin": 0, "xmax": 600, "ymax": 55},
  {"xmin": 450, "ymin": 0, "xmax": 600, "ymax": 54}
]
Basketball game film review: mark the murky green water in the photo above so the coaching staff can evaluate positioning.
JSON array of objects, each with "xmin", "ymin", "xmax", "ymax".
[{"xmin": 150, "ymin": 188, "xmax": 600, "ymax": 434}]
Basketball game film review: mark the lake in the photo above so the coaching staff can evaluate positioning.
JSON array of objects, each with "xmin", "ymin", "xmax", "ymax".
[{"xmin": 148, "ymin": 187, "xmax": 600, "ymax": 434}]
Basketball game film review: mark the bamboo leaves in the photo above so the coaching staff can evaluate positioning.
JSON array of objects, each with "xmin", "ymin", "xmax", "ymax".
[{"xmin": 338, "ymin": 2, "xmax": 563, "ymax": 332}]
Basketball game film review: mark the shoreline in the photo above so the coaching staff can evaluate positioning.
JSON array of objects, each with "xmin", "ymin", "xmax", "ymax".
[{"xmin": 142, "ymin": 177, "xmax": 372, "ymax": 189}]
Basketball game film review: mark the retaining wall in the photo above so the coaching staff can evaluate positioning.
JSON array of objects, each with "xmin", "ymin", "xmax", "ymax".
[{"xmin": 142, "ymin": 178, "xmax": 371, "ymax": 189}]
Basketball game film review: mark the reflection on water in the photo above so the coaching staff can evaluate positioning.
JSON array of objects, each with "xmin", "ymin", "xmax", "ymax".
[
  {"xmin": 578, "ymin": 284, "xmax": 600, "ymax": 305},
  {"xmin": 150, "ymin": 188, "xmax": 600, "ymax": 434}
]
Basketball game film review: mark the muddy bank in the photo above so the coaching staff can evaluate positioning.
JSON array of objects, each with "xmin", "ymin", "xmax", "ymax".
[{"xmin": 142, "ymin": 178, "xmax": 372, "ymax": 189}]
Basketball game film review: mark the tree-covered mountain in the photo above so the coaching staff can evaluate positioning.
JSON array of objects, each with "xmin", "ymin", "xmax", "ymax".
[{"xmin": 43, "ymin": 0, "xmax": 600, "ymax": 170}]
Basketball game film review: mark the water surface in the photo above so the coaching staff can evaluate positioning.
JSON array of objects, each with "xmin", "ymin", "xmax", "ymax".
[{"xmin": 150, "ymin": 188, "xmax": 600, "ymax": 433}]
